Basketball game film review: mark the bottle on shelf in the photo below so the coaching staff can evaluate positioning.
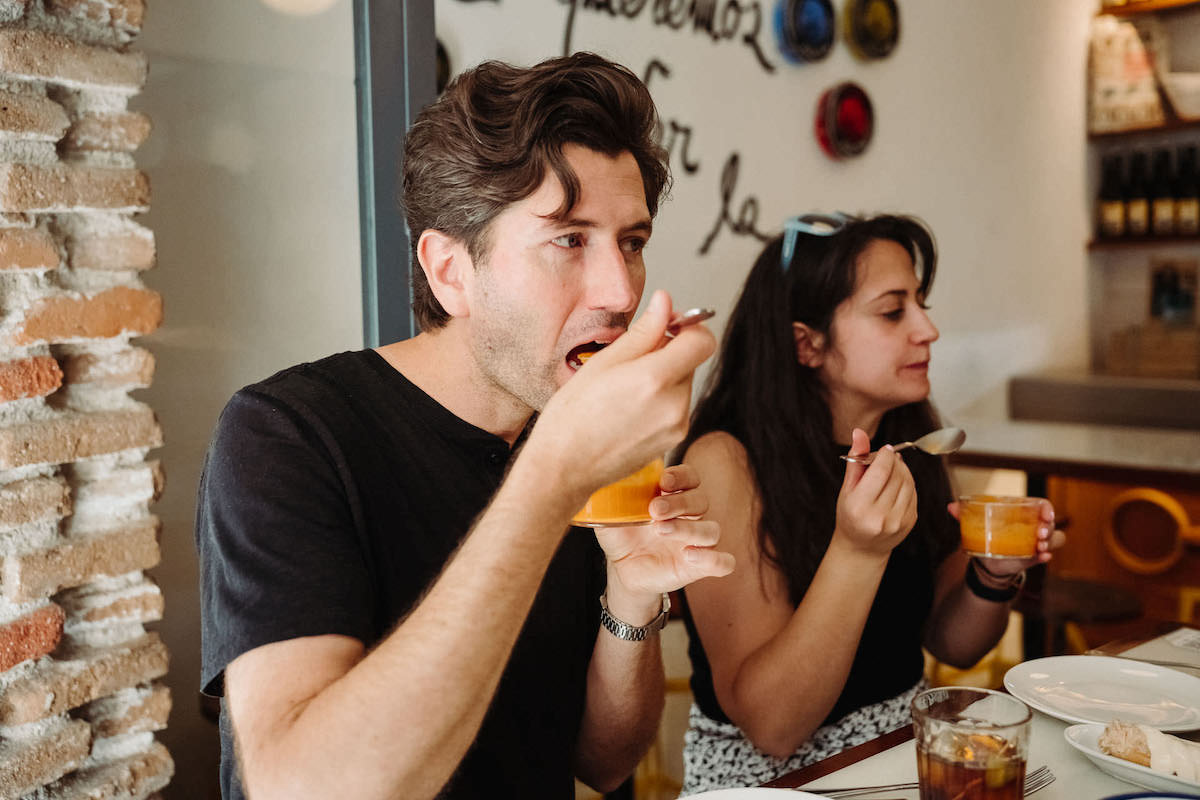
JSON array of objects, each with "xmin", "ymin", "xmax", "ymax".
[
  {"xmin": 1175, "ymin": 145, "xmax": 1199, "ymax": 237},
  {"xmin": 1098, "ymin": 155, "xmax": 1127, "ymax": 239},
  {"xmin": 1125, "ymin": 150, "xmax": 1151, "ymax": 237},
  {"xmin": 1151, "ymin": 148, "xmax": 1176, "ymax": 237}
]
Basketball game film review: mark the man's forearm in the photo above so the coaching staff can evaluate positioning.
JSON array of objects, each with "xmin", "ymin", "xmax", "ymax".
[
  {"xmin": 237, "ymin": 449, "xmax": 584, "ymax": 800},
  {"xmin": 573, "ymin": 609, "xmax": 666, "ymax": 791}
]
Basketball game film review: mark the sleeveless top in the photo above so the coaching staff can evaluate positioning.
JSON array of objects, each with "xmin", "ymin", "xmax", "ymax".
[{"xmin": 680, "ymin": 436, "xmax": 957, "ymax": 728}]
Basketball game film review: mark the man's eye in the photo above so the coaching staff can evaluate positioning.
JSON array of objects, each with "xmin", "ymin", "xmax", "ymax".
[
  {"xmin": 621, "ymin": 238, "xmax": 646, "ymax": 254},
  {"xmin": 552, "ymin": 233, "xmax": 583, "ymax": 248}
]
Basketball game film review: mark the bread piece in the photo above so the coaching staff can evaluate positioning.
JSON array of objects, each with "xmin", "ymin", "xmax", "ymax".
[
  {"xmin": 1100, "ymin": 720, "xmax": 1200, "ymax": 780},
  {"xmin": 1099, "ymin": 720, "xmax": 1151, "ymax": 767}
]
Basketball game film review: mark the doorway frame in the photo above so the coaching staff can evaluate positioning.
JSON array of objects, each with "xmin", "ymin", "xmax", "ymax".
[{"xmin": 352, "ymin": 0, "xmax": 435, "ymax": 345}]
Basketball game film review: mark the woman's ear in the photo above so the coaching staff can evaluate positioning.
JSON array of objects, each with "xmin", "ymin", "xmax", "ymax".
[
  {"xmin": 793, "ymin": 322, "xmax": 826, "ymax": 367},
  {"xmin": 416, "ymin": 229, "xmax": 471, "ymax": 319}
]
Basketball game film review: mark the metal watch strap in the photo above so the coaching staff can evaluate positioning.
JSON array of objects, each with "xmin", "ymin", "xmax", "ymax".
[{"xmin": 598, "ymin": 592, "xmax": 671, "ymax": 641}]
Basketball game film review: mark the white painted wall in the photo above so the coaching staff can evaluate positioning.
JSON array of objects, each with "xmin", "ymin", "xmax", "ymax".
[{"xmin": 133, "ymin": 1, "xmax": 361, "ymax": 794}]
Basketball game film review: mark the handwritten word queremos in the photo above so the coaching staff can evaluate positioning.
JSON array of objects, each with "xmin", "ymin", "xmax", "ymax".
[{"xmin": 560, "ymin": 0, "xmax": 775, "ymax": 74}]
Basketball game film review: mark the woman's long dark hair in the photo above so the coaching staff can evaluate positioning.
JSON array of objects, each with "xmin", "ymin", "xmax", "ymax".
[{"xmin": 680, "ymin": 214, "xmax": 956, "ymax": 606}]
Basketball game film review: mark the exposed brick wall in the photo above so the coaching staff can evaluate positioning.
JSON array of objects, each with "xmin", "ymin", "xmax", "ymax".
[{"xmin": 0, "ymin": 1, "xmax": 170, "ymax": 797}]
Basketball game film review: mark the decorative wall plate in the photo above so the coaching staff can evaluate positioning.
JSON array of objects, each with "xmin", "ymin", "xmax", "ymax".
[
  {"xmin": 814, "ymin": 81, "xmax": 874, "ymax": 159},
  {"xmin": 844, "ymin": 0, "xmax": 900, "ymax": 60},
  {"xmin": 775, "ymin": 0, "xmax": 836, "ymax": 63}
]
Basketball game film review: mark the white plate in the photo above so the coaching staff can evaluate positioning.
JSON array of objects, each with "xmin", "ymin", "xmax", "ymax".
[
  {"xmin": 1064, "ymin": 723, "xmax": 1200, "ymax": 794},
  {"xmin": 686, "ymin": 790, "xmax": 825, "ymax": 799},
  {"xmin": 1004, "ymin": 656, "xmax": 1200, "ymax": 731}
]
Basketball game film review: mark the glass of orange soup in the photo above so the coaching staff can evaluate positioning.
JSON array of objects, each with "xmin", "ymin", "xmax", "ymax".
[
  {"xmin": 957, "ymin": 495, "xmax": 1041, "ymax": 559},
  {"xmin": 912, "ymin": 687, "xmax": 1031, "ymax": 800},
  {"xmin": 572, "ymin": 458, "xmax": 664, "ymax": 527}
]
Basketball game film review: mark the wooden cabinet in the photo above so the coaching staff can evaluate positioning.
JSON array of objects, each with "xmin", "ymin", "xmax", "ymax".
[
  {"xmin": 1046, "ymin": 474, "xmax": 1200, "ymax": 639},
  {"xmin": 951, "ymin": 418, "xmax": 1200, "ymax": 653}
]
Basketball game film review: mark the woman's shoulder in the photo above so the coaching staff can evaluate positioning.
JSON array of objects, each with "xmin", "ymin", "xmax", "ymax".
[
  {"xmin": 683, "ymin": 431, "xmax": 761, "ymax": 500},
  {"xmin": 685, "ymin": 430, "xmax": 751, "ymax": 470}
]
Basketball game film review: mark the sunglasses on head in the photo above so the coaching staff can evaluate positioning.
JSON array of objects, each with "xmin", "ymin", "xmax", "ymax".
[{"xmin": 781, "ymin": 212, "xmax": 856, "ymax": 272}]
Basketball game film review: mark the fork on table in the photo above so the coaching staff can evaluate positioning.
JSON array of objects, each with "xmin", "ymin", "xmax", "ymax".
[{"xmin": 797, "ymin": 763, "xmax": 1056, "ymax": 797}]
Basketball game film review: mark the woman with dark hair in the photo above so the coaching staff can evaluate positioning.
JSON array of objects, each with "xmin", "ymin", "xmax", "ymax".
[{"xmin": 676, "ymin": 213, "xmax": 1060, "ymax": 794}]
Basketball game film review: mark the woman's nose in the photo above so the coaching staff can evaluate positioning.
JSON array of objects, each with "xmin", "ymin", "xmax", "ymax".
[{"xmin": 912, "ymin": 306, "xmax": 939, "ymax": 343}]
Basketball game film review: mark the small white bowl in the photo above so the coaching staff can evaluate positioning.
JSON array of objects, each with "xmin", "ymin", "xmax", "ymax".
[{"xmin": 1161, "ymin": 72, "xmax": 1200, "ymax": 120}]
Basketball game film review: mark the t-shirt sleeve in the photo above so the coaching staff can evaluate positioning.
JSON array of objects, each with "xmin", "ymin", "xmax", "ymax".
[{"xmin": 196, "ymin": 387, "xmax": 374, "ymax": 697}]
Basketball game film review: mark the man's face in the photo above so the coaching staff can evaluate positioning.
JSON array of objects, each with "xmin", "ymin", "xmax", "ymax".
[{"xmin": 465, "ymin": 144, "xmax": 651, "ymax": 412}]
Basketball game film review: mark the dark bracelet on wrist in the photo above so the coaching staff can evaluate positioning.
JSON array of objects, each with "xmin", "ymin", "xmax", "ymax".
[
  {"xmin": 965, "ymin": 559, "xmax": 1024, "ymax": 603},
  {"xmin": 972, "ymin": 557, "xmax": 1022, "ymax": 585}
]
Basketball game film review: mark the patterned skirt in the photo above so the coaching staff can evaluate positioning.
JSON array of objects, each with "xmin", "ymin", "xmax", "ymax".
[{"xmin": 679, "ymin": 679, "xmax": 926, "ymax": 796}]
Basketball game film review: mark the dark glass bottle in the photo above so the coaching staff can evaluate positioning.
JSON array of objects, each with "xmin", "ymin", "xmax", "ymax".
[
  {"xmin": 1098, "ymin": 155, "xmax": 1126, "ymax": 238},
  {"xmin": 1151, "ymin": 148, "xmax": 1176, "ymax": 236},
  {"xmin": 1126, "ymin": 151, "xmax": 1150, "ymax": 237},
  {"xmin": 1175, "ymin": 145, "xmax": 1200, "ymax": 236}
]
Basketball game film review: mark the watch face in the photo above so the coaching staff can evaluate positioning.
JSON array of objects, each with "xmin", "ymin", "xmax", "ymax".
[{"xmin": 775, "ymin": 0, "xmax": 835, "ymax": 63}]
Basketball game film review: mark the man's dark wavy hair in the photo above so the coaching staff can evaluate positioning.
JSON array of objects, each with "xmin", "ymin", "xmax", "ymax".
[{"xmin": 402, "ymin": 52, "xmax": 670, "ymax": 332}]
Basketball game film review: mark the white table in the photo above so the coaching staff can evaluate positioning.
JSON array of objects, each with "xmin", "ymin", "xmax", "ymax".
[{"xmin": 763, "ymin": 626, "xmax": 1200, "ymax": 797}]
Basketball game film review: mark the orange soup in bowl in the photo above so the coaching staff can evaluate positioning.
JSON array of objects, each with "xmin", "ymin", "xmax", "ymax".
[
  {"xmin": 572, "ymin": 458, "xmax": 664, "ymax": 527},
  {"xmin": 958, "ymin": 495, "xmax": 1041, "ymax": 559}
]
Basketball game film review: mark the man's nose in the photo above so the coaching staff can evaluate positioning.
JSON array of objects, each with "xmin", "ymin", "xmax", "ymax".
[{"xmin": 586, "ymin": 243, "xmax": 639, "ymax": 313}]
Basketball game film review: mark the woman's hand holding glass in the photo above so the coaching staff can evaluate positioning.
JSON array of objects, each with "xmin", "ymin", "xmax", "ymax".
[{"xmin": 947, "ymin": 497, "xmax": 1064, "ymax": 582}]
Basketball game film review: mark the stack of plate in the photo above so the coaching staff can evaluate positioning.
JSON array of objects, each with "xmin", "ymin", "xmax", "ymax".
[{"xmin": 1004, "ymin": 655, "xmax": 1200, "ymax": 794}]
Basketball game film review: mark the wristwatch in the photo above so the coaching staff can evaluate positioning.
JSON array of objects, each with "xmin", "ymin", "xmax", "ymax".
[{"xmin": 599, "ymin": 592, "xmax": 671, "ymax": 641}]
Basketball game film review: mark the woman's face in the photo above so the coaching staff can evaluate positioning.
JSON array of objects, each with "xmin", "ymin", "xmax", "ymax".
[{"xmin": 817, "ymin": 238, "xmax": 940, "ymax": 423}]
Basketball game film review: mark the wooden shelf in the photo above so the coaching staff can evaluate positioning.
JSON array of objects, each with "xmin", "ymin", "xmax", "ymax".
[
  {"xmin": 1089, "ymin": 235, "xmax": 1200, "ymax": 249},
  {"xmin": 1100, "ymin": 0, "xmax": 1200, "ymax": 16},
  {"xmin": 1088, "ymin": 116, "xmax": 1200, "ymax": 140}
]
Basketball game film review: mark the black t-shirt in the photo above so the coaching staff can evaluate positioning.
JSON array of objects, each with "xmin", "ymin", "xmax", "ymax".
[
  {"xmin": 681, "ymin": 437, "xmax": 958, "ymax": 729},
  {"xmin": 196, "ymin": 350, "xmax": 605, "ymax": 799}
]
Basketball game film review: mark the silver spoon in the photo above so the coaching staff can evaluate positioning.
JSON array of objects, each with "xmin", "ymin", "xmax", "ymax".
[
  {"xmin": 839, "ymin": 426, "xmax": 966, "ymax": 465},
  {"xmin": 666, "ymin": 307, "xmax": 715, "ymax": 336},
  {"xmin": 573, "ymin": 308, "xmax": 715, "ymax": 368}
]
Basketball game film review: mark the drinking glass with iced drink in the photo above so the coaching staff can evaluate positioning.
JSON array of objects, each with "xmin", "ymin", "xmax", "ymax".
[
  {"xmin": 911, "ymin": 687, "xmax": 1032, "ymax": 800},
  {"xmin": 957, "ymin": 495, "xmax": 1041, "ymax": 559}
]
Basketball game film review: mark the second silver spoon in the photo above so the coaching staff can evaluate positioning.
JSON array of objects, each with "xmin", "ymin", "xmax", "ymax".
[{"xmin": 840, "ymin": 426, "xmax": 966, "ymax": 465}]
